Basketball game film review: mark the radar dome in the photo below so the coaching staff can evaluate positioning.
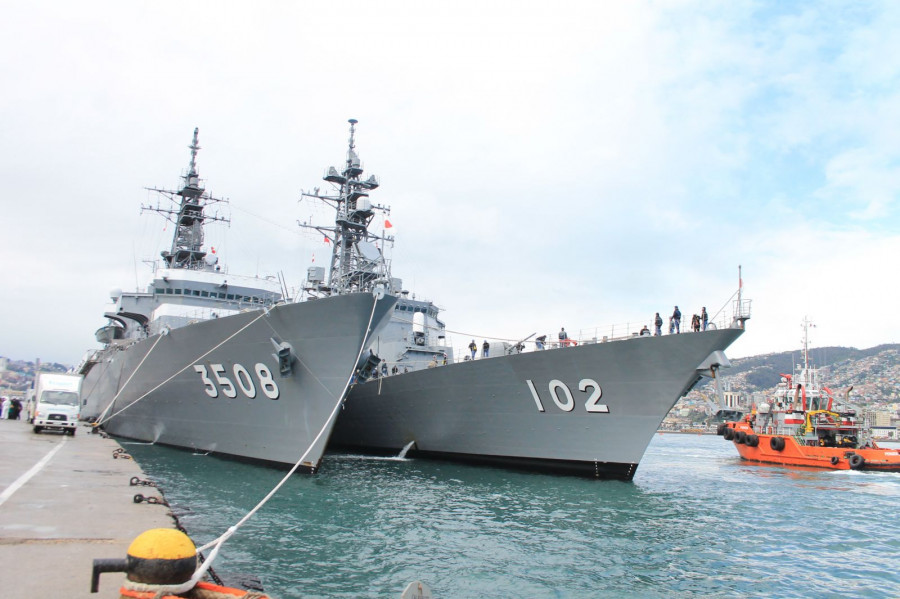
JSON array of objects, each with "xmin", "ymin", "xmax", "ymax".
[
  {"xmin": 110, "ymin": 288, "xmax": 122, "ymax": 301},
  {"xmin": 204, "ymin": 253, "xmax": 218, "ymax": 266}
]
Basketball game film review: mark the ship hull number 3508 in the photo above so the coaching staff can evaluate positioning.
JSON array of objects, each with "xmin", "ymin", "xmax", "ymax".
[
  {"xmin": 193, "ymin": 363, "xmax": 280, "ymax": 400},
  {"xmin": 526, "ymin": 378, "xmax": 609, "ymax": 413}
]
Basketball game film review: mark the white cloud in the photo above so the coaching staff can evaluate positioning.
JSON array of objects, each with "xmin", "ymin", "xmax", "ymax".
[{"xmin": 2, "ymin": 0, "xmax": 900, "ymax": 365}]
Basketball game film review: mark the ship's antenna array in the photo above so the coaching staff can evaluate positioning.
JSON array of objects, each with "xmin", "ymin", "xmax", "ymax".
[
  {"xmin": 142, "ymin": 128, "xmax": 230, "ymax": 271},
  {"xmin": 298, "ymin": 119, "xmax": 393, "ymax": 297}
]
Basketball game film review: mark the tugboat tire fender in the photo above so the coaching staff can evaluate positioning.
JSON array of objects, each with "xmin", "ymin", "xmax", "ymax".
[
  {"xmin": 734, "ymin": 431, "xmax": 746, "ymax": 444},
  {"xmin": 745, "ymin": 434, "xmax": 759, "ymax": 447},
  {"xmin": 848, "ymin": 454, "xmax": 865, "ymax": 470},
  {"xmin": 723, "ymin": 427, "xmax": 735, "ymax": 441},
  {"xmin": 830, "ymin": 456, "xmax": 840, "ymax": 466},
  {"xmin": 769, "ymin": 437, "xmax": 785, "ymax": 451}
]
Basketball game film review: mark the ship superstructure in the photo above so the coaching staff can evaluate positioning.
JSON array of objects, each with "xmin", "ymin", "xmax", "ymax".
[
  {"xmin": 95, "ymin": 129, "xmax": 284, "ymax": 345},
  {"xmin": 299, "ymin": 119, "xmax": 393, "ymax": 299}
]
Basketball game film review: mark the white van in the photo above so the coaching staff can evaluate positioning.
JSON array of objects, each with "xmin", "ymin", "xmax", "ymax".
[{"xmin": 30, "ymin": 373, "xmax": 83, "ymax": 436}]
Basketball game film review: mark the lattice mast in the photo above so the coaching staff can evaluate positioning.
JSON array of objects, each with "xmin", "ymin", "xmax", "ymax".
[
  {"xmin": 300, "ymin": 119, "xmax": 393, "ymax": 295},
  {"xmin": 142, "ymin": 128, "xmax": 229, "ymax": 270}
]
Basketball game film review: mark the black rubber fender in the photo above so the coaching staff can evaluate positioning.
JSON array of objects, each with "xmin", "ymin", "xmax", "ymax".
[
  {"xmin": 745, "ymin": 434, "xmax": 759, "ymax": 447},
  {"xmin": 723, "ymin": 427, "xmax": 735, "ymax": 441},
  {"xmin": 830, "ymin": 456, "xmax": 840, "ymax": 466},
  {"xmin": 848, "ymin": 454, "xmax": 865, "ymax": 470},
  {"xmin": 769, "ymin": 436, "xmax": 786, "ymax": 451},
  {"xmin": 734, "ymin": 431, "xmax": 747, "ymax": 444}
]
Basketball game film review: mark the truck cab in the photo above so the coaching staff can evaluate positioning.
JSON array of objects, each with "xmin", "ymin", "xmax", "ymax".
[{"xmin": 31, "ymin": 373, "xmax": 83, "ymax": 436}]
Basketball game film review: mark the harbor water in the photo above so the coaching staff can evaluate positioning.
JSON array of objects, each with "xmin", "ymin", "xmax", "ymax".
[{"xmin": 124, "ymin": 434, "xmax": 900, "ymax": 598}]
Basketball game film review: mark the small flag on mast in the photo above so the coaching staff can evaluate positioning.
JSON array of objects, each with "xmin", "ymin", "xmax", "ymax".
[{"xmin": 384, "ymin": 219, "xmax": 393, "ymax": 229}]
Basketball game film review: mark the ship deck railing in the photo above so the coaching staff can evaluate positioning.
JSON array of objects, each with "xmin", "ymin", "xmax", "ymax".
[{"xmin": 388, "ymin": 313, "xmax": 742, "ymax": 374}]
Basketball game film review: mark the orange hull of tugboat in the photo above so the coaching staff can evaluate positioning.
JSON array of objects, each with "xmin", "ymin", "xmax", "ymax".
[{"xmin": 723, "ymin": 421, "xmax": 900, "ymax": 472}]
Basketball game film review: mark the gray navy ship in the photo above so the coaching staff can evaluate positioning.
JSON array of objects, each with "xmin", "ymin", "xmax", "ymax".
[
  {"xmin": 79, "ymin": 126, "xmax": 396, "ymax": 472},
  {"xmin": 324, "ymin": 138, "xmax": 751, "ymax": 481}
]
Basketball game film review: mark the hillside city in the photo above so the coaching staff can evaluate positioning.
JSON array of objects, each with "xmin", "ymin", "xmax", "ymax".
[
  {"xmin": 667, "ymin": 344, "xmax": 900, "ymax": 437},
  {"xmin": 3, "ymin": 346, "xmax": 899, "ymax": 438}
]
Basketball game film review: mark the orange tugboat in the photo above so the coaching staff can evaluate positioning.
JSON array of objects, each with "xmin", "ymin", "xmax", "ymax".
[{"xmin": 719, "ymin": 319, "xmax": 900, "ymax": 472}]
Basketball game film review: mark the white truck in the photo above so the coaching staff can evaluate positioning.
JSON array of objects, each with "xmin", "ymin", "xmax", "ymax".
[{"xmin": 30, "ymin": 373, "xmax": 83, "ymax": 436}]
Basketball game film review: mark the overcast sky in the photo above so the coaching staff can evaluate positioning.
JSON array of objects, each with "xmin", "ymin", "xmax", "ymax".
[{"xmin": 2, "ymin": 1, "xmax": 899, "ymax": 365}]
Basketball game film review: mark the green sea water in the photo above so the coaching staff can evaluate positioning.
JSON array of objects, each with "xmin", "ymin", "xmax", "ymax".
[{"xmin": 124, "ymin": 434, "xmax": 900, "ymax": 598}]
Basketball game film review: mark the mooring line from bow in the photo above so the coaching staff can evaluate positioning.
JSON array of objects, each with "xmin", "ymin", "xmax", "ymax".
[{"xmin": 95, "ymin": 308, "xmax": 271, "ymax": 426}]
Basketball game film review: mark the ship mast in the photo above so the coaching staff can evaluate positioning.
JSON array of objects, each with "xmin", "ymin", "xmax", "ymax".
[
  {"xmin": 798, "ymin": 316, "xmax": 818, "ymax": 390},
  {"xmin": 801, "ymin": 316, "xmax": 814, "ymax": 371},
  {"xmin": 142, "ymin": 128, "xmax": 230, "ymax": 271},
  {"xmin": 299, "ymin": 119, "xmax": 393, "ymax": 296}
]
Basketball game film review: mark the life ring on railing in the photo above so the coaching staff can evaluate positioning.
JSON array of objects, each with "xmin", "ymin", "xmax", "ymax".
[
  {"xmin": 848, "ymin": 454, "xmax": 865, "ymax": 470},
  {"xmin": 769, "ymin": 437, "xmax": 785, "ymax": 451}
]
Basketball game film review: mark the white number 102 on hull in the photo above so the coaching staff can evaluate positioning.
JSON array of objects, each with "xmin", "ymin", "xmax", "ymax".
[{"xmin": 526, "ymin": 378, "xmax": 609, "ymax": 414}]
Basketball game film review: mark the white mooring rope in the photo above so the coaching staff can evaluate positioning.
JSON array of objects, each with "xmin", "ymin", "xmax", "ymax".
[{"xmin": 153, "ymin": 293, "xmax": 385, "ymax": 596}]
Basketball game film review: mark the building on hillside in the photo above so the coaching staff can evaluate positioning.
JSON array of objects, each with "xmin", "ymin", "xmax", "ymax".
[
  {"xmin": 871, "ymin": 426, "xmax": 898, "ymax": 440},
  {"xmin": 723, "ymin": 389, "xmax": 744, "ymax": 410},
  {"xmin": 863, "ymin": 410, "xmax": 893, "ymax": 427}
]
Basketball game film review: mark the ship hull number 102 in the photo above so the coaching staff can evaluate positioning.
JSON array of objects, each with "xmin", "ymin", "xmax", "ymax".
[{"xmin": 526, "ymin": 378, "xmax": 609, "ymax": 413}]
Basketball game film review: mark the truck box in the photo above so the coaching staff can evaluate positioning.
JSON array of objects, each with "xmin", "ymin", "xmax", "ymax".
[{"xmin": 31, "ymin": 373, "xmax": 83, "ymax": 435}]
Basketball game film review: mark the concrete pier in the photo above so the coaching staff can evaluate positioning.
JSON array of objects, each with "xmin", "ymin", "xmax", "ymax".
[{"xmin": 0, "ymin": 418, "xmax": 174, "ymax": 598}]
